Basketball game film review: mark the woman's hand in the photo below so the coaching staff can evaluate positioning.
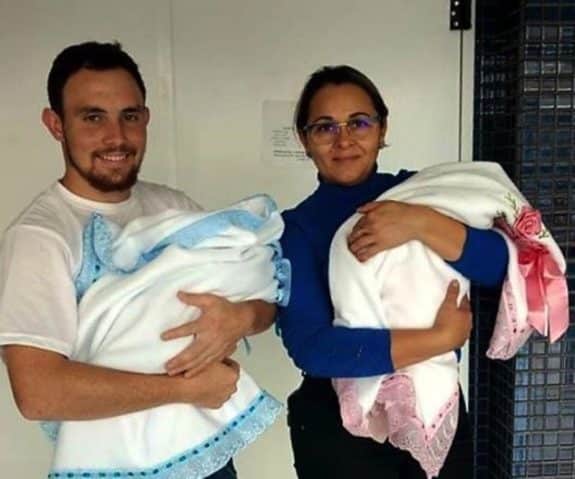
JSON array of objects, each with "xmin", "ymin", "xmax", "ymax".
[
  {"xmin": 348, "ymin": 200, "xmax": 466, "ymax": 263},
  {"xmin": 348, "ymin": 200, "xmax": 427, "ymax": 262},
  {"xmin": 432, "ymin": 280, "xmax": 472, "ymax": 350},
  {"xmin": 390, "ymin": 280, "xmax": 471, "ymax": 369}
]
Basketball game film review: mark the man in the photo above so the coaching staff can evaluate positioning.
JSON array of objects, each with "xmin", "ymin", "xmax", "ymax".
[{"xmin": 0, "ymin": 41, "xmax": 275, "ymax": 479}]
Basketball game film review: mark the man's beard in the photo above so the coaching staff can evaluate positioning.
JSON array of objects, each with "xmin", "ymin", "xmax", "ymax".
[{"xmin": 63, "ymin": 140, "xmax": 140, "ymax": 193}]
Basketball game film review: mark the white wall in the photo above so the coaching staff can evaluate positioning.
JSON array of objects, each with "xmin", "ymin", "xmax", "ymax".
[{"xmin": 0, "ymin": 1, "xmax": 474, "ymax": 477}]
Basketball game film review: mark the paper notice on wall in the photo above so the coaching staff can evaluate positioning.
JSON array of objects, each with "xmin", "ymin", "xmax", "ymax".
[{"xmin": 262, "ymin": 100, "xmax": 308, "ymax": 164}]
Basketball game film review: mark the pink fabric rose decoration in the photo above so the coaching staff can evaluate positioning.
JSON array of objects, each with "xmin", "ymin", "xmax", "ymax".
[{"xmin": 514, "ymin": 206, "xmax": 542, "ymax": 240}]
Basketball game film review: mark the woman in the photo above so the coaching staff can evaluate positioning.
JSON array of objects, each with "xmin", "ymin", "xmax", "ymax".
[{"xmin": 278, "ymin": 65, "xmax": 509, "ymax": 478}]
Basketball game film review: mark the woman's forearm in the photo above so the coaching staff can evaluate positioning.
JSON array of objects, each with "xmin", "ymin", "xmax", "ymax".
[
  {"xmin": 391, "ymin": 329, "xmax": 449, "ymax": 369},
  {"xmin": 413, "ymin": 205, "xmax": 467, "ymax": 261},
  {"xmin": 414, "ymin": 207, "xmax": 509, "ymax": 286}
]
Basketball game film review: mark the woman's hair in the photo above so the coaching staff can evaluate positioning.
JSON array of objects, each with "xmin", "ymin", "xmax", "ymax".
[{"xmin": 294, "ymin": 65, "xmax": 389, "ymax": 132}]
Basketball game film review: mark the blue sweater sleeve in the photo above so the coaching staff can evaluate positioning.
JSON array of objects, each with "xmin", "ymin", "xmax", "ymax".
[
  {"xmin": 278, "ymin": 222, "xmax": 394, "ymax": 378},
  {"xmin": 448, "ymin": 226, "xmax": 509, "ymax": 286}
]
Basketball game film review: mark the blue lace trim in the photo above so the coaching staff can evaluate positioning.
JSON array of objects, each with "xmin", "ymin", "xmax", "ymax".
[
  {"xmin": 74, "ymin": 196, "xmax": 291, "ymax": 306},
  {"xmin": 40, "ymin": 421, "xmax": 60, "ymax": 443},
  {"xmin": 47, "ymin": 392, "xmax": 282, "ymax": 479},
  {"xmin": 75, "ymin": 214, "xmax": 117, "ymax": 301},
  {"xmin": 270, "ymin": 241, "xmax": 291, "ymax": 307}
]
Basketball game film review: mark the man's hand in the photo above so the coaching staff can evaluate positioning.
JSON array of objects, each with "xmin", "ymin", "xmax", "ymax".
[
  {"xmin": 162, "ymin": 292, "xmax": 246, "ymax": 378},
  {"xmin": 178, "ymin": 358, "xmax": 240, "ymax": 409},
  {"xmin": 348, "ymin": 200, "xmax": 426, "ymax": 262}
]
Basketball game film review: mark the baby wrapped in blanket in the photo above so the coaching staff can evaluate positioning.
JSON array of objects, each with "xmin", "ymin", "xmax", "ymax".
[
  {"xmin": 45, "ymin": 194, "xmax": 290, "ymax": 479},
  {"xmin": 330, "ymin": 162, "xmax": 568, "ymax": 478}
]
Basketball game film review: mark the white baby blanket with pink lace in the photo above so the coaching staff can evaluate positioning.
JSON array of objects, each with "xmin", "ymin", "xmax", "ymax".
[{"xmin": 329, "ymin": 162, "xmax": 568, "ymax": 478}]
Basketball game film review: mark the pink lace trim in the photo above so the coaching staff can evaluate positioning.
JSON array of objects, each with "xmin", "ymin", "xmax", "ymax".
[
  {"xmin": 487, "ymin": 279, "xmax": 533, "ymax": 360},
  {"xmin": 333, "ymin": 375, "xmax": 459, "ymax": 479}
]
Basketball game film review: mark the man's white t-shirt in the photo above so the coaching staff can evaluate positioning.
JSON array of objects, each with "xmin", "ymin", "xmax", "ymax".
[{"xmin": 0, "ymin": 181, "xmax": 201, "ymax": 357}]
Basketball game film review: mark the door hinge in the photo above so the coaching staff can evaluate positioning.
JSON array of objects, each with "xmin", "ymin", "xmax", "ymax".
[{"xmin": 450, "ymin": 0, "xmax": 471, "ymax": 30}]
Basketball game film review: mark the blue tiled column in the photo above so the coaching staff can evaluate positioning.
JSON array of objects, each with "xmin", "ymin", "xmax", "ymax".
[{"xmin": 471, "ymin": 1, "xmax": 575, "ymax": 477}]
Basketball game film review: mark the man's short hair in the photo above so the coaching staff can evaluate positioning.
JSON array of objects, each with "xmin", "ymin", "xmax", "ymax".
[{"xmin": 47, "ymin": 41, "xmax": 146, "ymax": 116}]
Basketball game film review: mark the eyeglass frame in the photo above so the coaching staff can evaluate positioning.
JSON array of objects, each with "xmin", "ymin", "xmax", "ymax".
[{"xmin": 301, "ymin": 114, "xmax": 382, "ymax": 145}]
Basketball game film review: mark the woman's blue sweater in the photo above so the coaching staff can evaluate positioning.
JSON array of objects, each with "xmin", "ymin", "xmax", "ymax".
[{"xmin": 278, "ymin": 168, "xmax": 508, "ymax": 378}]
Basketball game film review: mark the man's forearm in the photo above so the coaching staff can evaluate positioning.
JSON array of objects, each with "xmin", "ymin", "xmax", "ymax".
[
  {"xmin": 237, "ymin": 299, "xmax": 276, "ymax": 336},
  {"xmin": 4, "ymin": 345, "xmax": 184, "ymax": 420}
]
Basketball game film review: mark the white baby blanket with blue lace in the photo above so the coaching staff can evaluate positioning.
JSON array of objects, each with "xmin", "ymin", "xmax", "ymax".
[{"xmin": 46, "ymin": 194, "xmax": 290, "ymax": 479}]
